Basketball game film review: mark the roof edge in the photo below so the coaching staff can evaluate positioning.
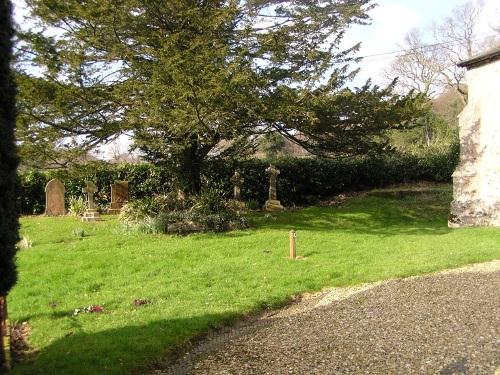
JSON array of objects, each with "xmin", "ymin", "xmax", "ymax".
[{"xmin": 457, "ymin": 45, "xmax": 500, "ymax": 69}]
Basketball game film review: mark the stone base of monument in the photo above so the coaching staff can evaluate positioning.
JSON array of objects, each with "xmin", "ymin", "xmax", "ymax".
[
  {"xmin": 107, "ymin": 202, "xmax": 125, "ymax": 215},
  {"xmin": 263, "ymin": 199, "xmax": 284, "ymax": 212},
  {"xmin": 81, "ymin": 209, "xmax": 101, "ymax": 222},
  {"xmin": 449, "ymin": 200, "xmax": 500, "ymax": 227}
]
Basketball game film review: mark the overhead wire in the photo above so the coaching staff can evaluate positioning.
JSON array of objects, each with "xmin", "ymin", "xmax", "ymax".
[{"xmin": 353, "ymin": 32, "xmax": 497, "ymax": 63}]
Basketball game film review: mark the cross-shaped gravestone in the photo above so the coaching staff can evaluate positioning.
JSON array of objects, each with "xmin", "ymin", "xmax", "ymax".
[
  {"xmin": 266, "ymin": 164, "xmax": 280, "ymax": 201},
  {"xmin": 82, "ymin": 182, "xmax": 98, "ymax": 210},
  {"xmin": 263, "ymin": 164, "xmax": 284, "ymax": 211},
  {"xmin": 230, "ymin": 170, "xmax": 244, "ymax": 201}
]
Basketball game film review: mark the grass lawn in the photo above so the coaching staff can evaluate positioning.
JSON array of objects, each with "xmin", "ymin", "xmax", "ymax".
[{"xmin": 9, "ymin": 184, "xmax": 500, "ymax": 374}]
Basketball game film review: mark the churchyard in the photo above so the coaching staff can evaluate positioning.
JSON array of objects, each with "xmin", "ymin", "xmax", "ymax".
[
  {"xmin": 9, "ymin": 183, "xmax": 500, "ymax": 374},
  {"xmin": 3, "ymin": 0, "xmax": 500, "ymax": 373}
]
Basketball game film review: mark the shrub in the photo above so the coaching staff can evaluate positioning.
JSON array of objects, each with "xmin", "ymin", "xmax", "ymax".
[
  {"xmin": 119, "ymin": 198, "xmax": 156, "ymax": 225},
  {"xmin": 68, "ymin": 196, "xmax": 86, "ymax": 216},
  {"xmin": 193, "ymin": 186, "xmax": 229, "ymax": 215},
  {"xmin": 17, "ymin": 148, "xmax": 459, "ymax": 214},
  {"xmin": 120, "ymin": 188, "xmax": 248, "ymax": 235},
  {"xmin": 245, "ymin": 199, "xmax": 260, "ymax": 211}
]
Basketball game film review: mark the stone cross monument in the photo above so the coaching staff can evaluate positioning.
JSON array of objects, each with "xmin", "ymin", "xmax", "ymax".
[
  {"xmin": 82, "ymin": 181, "xmax": 101, "ymax": 221},
  {"xmin": 264, "ymin": 164, "xmax": 284, "ymax": 211},
  {"xmin": 449, "ymin": 46, "xmax": 500, "ymax": 227},
  {"xmin": 230, "ymin": 170, "xmax": 244, "ymax": 201}
]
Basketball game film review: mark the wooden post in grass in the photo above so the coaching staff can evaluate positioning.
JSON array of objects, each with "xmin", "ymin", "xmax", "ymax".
[{"xmin": 289, "ymin": 230, "xmax": 296, "ymax": 259}]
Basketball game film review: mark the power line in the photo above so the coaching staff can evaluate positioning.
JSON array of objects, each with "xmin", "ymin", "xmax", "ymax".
[{"xmin": 353, "ymin": 32, "xmax": 497, "ymax": 62}]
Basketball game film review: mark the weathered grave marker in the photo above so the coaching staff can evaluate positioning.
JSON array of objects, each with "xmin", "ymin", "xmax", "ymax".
[
  {"xmin": 230, "ymin": 170, "xmax": 244, "ymax": 201},
  {"xmin": 45, "ymin": 178, "xmax": 65, "ymax": 216},
  {"xmin": 264, "ymin": 164, "xmax": 284, "ymax": 211},
  {"xmin": 82, "ymin": 181, "xmax": 101, "ymax": 222},
  {"xmin": 108, "ymin": 181, "xmax": 129, "ymax": 214}
]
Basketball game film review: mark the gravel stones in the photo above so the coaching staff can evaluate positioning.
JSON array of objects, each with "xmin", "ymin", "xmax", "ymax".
[{"xmin": 155, "ymin": 261, "xmax": 500, "ymax": 375}]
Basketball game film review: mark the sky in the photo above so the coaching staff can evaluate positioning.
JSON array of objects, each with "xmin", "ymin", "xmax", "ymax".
[
  {"xmin": 346, "ymin": 0, "xmax": 500, "ymax": 86},
  {"xmin": 12, "ymin": 0, "xmax": 499, "ymax": 85},
  {"xmin": 10, "ymin": 0, "xmax": 500, "ymax": 158}
]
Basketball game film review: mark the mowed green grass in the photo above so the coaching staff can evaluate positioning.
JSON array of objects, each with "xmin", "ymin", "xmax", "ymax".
[{"xmin": 9, "ymin": 184, "xmax": 500, "ymax": 375}]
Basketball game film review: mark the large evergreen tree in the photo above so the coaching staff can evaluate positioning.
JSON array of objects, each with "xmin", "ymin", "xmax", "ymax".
[
  {"xmin": 17, "ymin": 0, "xmax": 426, "ymax": 193},
  {"xmin": 0, "ymin": 0, "xmax": 19, "ymax": 369}
]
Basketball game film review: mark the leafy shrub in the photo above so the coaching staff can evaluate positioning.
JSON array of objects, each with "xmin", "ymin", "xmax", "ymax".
[
  {"xmin": 120, "ymin": 188, "xmax": 248, "ymax": 235},
  {"xmin": 245, "ymin": 199, "xmax": 261, "ymax": 211},
  {"xmin": 18, "ymin": 170, "xmax": 46, "ymax": 214},
  {"xmin": 17, "ymin": 148, "xmax": 459, "ymax": 214},
  {"xmin": 193, "ymin": 186, "xmax": 229, "ymax": 214},
  {"xmin": 119, "ymin": 197, "xmax": 157, "ymax": 225},
  {"xmin": 68, "ymin": 196, "xmax": 86, "ymax": 216}
]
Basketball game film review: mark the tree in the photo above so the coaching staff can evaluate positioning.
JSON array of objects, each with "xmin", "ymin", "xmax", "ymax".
[
  {"xmin": 17, "ymin": 0, "xmax": 426, "ymax": 194},
  {"xmin": 0, "ymin": 0, "xmax": 19, "ymax": 370},
  {"xmin": 384, "ymin": 1, "xmax": 493, "ymax": 104},
  {"xmin": 383, "ymin": 29, "xmax": 445, "ymax": 97}
]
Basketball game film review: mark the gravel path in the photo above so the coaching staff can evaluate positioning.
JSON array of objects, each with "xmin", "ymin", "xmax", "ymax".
[{"xmin": 154, "ymin": 261, "xmax": 500, "ymax": 375}]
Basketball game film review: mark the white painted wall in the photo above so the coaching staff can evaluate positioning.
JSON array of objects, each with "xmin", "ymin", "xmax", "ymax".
[{"xmin": 451, "ymin": 58, "xmax": 500, "ymax": 226}]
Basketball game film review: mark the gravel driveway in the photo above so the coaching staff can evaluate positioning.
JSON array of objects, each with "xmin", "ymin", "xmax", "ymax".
[{"xmin": 155, "ymin": 261, "xmax": 500, "ymax": 375}]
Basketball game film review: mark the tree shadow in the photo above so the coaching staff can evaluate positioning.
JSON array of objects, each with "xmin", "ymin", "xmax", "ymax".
[
  {"xmin": 11, "ymin": 313, "xmax": 239, "ymax": 375},
  {"xmin": 252, "ymin": 189, "xmax": 454, "ymax": 237}
]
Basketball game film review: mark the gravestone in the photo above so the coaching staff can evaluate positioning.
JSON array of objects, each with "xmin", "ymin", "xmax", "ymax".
[
  {"xmin": 108, "ymin": 181, "xmax": 129, "ymax": 214},
  {"xmin": 263, "ymin": 164, "xmax": 284, "ymax": 211},
  {"xmin": 45, "ymin": 178, "xmax": 65, "ymax": 216},
  {"xmin": 81, "ymin": 181, "xmax": 101, "ymax": 221},
  {"xmin": 230, "ymin": 170, "xmax": 244, "ymax": 201}
]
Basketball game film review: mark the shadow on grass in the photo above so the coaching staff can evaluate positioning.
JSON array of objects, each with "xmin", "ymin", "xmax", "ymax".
[
  {"xmin": 11, "ymin": 313, "xmax": 238, "ymax": 375},
  {"xmin": 250, "ymin": 189, "xmax": 454, "ymax": 237}
]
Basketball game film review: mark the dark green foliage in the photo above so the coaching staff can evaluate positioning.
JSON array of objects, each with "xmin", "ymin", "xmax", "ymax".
[
  {"xmin": 18, "ymin": 148, "xmax": 458, "ymax": 214},
  {"xmin": 0, "ymin": 0, "xmax": 19, "ymax": 296},
  {"xmin": 120, "ymin": 188, "xmax": 249, "ymax": 235},
  {"xmin": 18, "ymin": 171, "xmax": 46, "ymax": 214},
  {"xmin": 16, "ymin": 0, "xmax": 428, "ymax": 194},
  {"xmin": 205, "ymin": 150, "xmax": 459, "ymax": 206}
]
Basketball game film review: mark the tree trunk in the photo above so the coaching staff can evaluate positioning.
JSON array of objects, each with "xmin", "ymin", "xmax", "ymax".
[
  {"xmin": 0, "ymin": 296, "xmax": 11, "ymax": 371},
  {"xmin": 178, "ymin": 141, "xmax": 204, "ymax": 195}
]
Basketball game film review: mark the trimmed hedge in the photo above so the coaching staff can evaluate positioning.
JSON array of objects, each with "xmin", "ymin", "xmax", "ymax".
[{"xmin": 18, "ymin": 149, "xmax": 459, "ymax": 214}]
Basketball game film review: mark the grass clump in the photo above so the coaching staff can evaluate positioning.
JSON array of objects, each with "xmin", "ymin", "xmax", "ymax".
[
  {"xmin": 16, "ymin": 236, "xmax": 33, "ymax": 249},
  {"xmin": 71, "ymin": 228, "xmax": 86, "ymax": 238}
]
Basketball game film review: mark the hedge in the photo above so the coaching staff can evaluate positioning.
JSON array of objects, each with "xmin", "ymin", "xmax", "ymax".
[{"xmin": 18, "ymin": 149, "xmax": 459, "ymax": 214}]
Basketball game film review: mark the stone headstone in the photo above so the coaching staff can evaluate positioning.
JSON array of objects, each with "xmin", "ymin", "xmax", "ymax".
[
  {"xmin": 230, "ymin": 170, "xmax": 244, "ymax": 201},
  {"xmin": 81, "ymin": 181, "xmax": 101, "ymax": 221},
  {"xmin": 264, "ymin": 164, "xmax": 284, "ymax": 211},
  {"xmin": 108, "ymin": 181, "xmax": 129, "ymax": 214},
  {"xmin": 45, "ymin": 179, "xmax": 65, "ymax": 216}
]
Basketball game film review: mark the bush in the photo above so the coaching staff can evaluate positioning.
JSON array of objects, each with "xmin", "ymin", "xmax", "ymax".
[
  {"xmin": 119, "ymin": 197, "xmax": 158, "ymax": 226},
  {"xmin": 17, "ymin": 149, "xmax": 459, "ymax": 214},
  {"xmin": 120, "ymin": 188, "xmax": 249, "ymax": 235},
  {"xmin": 68, "ymin": 196, "xmax": 86, "ymax": 216}
]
